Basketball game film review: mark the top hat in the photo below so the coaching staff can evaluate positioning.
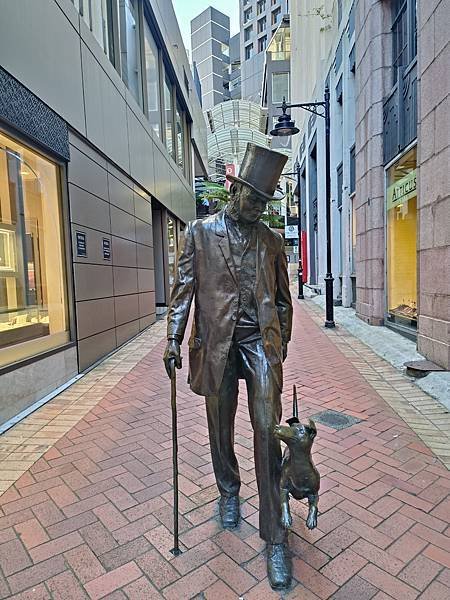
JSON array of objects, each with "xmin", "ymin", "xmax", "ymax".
[{"xmin": 226, "ymin": 143, "xmax": 288, "ymax": 202}]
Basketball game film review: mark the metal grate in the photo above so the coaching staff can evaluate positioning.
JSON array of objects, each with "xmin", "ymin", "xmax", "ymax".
[{"xmin": 309, "ymin": 410, "xmax": 361, "ymax": 431}]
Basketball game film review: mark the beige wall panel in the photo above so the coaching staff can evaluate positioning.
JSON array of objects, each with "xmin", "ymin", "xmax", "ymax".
[
  {"xmin": 134, "ymin": 192, "xmax": 152, "ymax": 224},
  {"xmin": 76, "ymin": 298, "xmax": 115, "ymax": 339},
  {"xmin": 71, "ymin": 225, "xmax": 112, "ymax": 265},
  {"xmin": 139, "ymin": 315, "xmax": 156, "ymax": 331},
  {"xmin": 68, "ymin": 147, "xmax": 109, "ymax": 200},
  {"xmin": 109, "ymin": 173, "xmax": 134, "ymax": 214},
  {"xmin": 137, "ymin": 243, "xmax": 154, "ymax": 269},
  {"xmin": 69, "ymin": 184, "xmax": 111, "ymax": 234},
  {"xmin": 138, "ymin": 269, "xmax": 155, "ymax": 293},
  {"xmin": 114, "ymin": 294, "xmax": 140, "ymax": 326},
  {"xmin": 78, "ymin": 329, "xmax": 116, "ymax": 371},
  {"xmin": 81, "ymin": 43, "xmax": 130, "ymax": 173},
  {"xmin": 0, "ymin": 0, "xmax": 85, "ymax": 134},
  {"xmin": 114, "ymin": 294, "xmax": 140, "ymax": 325},
  {"xmin": 110, "ymin": 205, "xmax": 136, "ymax": 241},
  {"xmin": 127, "ymin": 108, "xmax": 156, "ymax": 195},
  {"xmin": 154, "ymin": 149, "xmax": 172, "ymax": 208},
  {"xmin": 135, "ymin": 218, "xmax": 153, "ymax": 247},
  {"xmin": 138, "ymin": 292, "xmax": 156, "ymax": 318},
  {"xmin": 112, "ymin": 236, "xmax": 137, "ymax": 268},
  {"xmin": 113, "ymin": 266, "xmax": 138, "ymax": 296},
  {"xmin": 116, "ymin": 320, "xmax": 140, "ymax": 347},
  {"xmin": 74, "ymin": 264, "xmax": 113, "ymax": 301}
]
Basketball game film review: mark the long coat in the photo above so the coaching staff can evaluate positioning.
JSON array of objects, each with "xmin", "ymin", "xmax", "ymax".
[{"xmin": 167, "ymin": 210, "xmax": 293, "ymax": 397}]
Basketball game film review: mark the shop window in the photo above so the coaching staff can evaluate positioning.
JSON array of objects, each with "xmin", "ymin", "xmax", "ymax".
[
  {"xmin": 272, "ymin": 72, "xmax": 289, "ymax": 102},
  {"xmin": 163, "ymin": 74, "xmax": 175, "ymax": 159},
  {"xmin": 0, "ymin": 131, "xmax": 69, "ymax": 368},
  {"xmin": 351, "ymin": 195, "xmax": 356, "ymax": 275},
  {"xmin": 119, "ymin": 0, "xmax": 142, "ymax": 105},
  {"xmin": 167, "ymin": 216, "xmax": 177, "ymax": 289},
  {"xmin": 175, "ymin": 101, "xmax": 185, "ymax": 172},
  {"xmin": 143, "ymin": 19, "xmax": 161, "ymax": 137},
  {"xmin": 386, "ymin": 147, "xmax": 417, "ymax": 330}
]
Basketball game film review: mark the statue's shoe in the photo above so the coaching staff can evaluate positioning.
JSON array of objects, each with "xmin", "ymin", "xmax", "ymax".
[
  {"xmin": 219, "ymin": 495, "xmax": 240, "ymax": 529},
  {"xmin": 267, "ymin": 543, "xmax": 292, "ymax": 590}
]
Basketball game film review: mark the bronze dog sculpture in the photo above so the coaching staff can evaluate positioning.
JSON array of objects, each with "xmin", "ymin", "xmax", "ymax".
[{"xmin": 274, "ymin": 386, "xmax": 320, "ymax": 530}]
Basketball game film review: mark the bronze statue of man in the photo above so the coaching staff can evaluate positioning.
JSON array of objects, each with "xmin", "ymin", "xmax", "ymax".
[{"xmin": 163, "ymin": 143, "xmax": 293, "ymax": 590}]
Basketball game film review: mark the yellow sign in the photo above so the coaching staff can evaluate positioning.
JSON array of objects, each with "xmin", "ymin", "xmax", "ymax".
[{"xmin": 387, "ymin": 169, "xmax": 417, "ymax": 210}]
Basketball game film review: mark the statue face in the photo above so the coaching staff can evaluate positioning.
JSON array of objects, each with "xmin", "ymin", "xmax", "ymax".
[{"xmin": 231, "ymin": 184, "xmax": 267, "ymax": 224}]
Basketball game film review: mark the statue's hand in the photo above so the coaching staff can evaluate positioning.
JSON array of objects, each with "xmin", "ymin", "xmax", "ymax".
[{"xmin": 163, "ymin": 339, "xmax": 182, "ymax": 378}]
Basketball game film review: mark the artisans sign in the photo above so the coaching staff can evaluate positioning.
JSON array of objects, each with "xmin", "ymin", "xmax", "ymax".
[{"xmin": 387, "ymin": 169, "xmax": 417, "ymax": 210}]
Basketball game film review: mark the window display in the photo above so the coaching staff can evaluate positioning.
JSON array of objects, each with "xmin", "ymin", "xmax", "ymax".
[
  {"xmin": 0, "ymin": 131, "xmax": 69, "ymax": 367},
  {"xmin": 386, "ymin": 147, "xmax": 417, "ymax": 330}
]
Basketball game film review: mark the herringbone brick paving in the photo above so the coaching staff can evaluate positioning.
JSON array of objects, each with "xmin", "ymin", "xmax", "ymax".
[{"xmin": 0, "ymin": 299, "xmax": 449, "ymax": 599}]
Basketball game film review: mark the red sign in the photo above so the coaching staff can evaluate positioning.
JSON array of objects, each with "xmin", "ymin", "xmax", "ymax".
[{"xmin": 225, "ymin": 164, "xmax": 235, "ymax": 190}]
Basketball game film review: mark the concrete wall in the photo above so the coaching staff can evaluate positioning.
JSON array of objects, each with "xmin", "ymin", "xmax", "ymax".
[
  {"xmin": 416, "ymin": 0, "xmax": 450, "ymax": 369},
  {"xmin": 354, "ymin": 0, "xmax": 391, "ymax": 325}
]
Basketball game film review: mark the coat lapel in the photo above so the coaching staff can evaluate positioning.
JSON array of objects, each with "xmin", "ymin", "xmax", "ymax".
[{"xmin": 215, "ymin": 211, "xmax": 237, "ymax": 284}]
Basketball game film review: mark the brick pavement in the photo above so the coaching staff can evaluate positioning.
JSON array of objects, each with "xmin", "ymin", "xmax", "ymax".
[{"xmin": 0, "ymin": 299, "xmax": 449, "ymax": 599}]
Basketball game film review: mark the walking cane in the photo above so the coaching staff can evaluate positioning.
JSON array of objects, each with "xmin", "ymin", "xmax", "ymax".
[{"xmin": 169, "ymin": 358, "xmax": 182, "ymax": 556}]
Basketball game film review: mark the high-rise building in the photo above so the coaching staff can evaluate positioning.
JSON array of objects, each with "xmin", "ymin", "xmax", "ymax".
[
  {"xmin": 191, "ymin": 7, "xmax": 231, "ymax": 111},
  {"xmin": 240, "ymin": 0, "xmax": 290, "ymax": 102}
]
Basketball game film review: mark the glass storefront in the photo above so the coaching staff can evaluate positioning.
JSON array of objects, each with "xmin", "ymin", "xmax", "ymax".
[
  {"xmin": 0, "ymin": 131, "xmax": 69, "ymax": 368},
  {"xmin": 386, "ymin": 147, "xmax": 417, "ymax": 331},
  {"xmin": 167, "ymin": 216, "xmax": 177, "ymax": 289}
]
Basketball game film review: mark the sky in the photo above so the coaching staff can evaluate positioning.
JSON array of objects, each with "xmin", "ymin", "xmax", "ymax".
[{"xmin": 172, "ymin": 0, "xmax": 240, "ymax": 58}]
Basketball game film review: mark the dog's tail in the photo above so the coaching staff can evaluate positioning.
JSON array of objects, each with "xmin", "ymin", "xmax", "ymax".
[{"xmin": 286, "ymin": 385, "xmax": 300, "ymax": 425}]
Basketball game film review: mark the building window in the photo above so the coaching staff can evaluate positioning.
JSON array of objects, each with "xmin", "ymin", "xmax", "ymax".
[
  {"xmin": 257, "ymin": 1, "xmax": 266, "ymax": 15},
  {"xmin": 244, "ymin": 7, "xmax": 253, "ymax": 23},
  {"xmin": 271, "ymin": 0, "xmax": 278, "ymax": 5},
  {"xmin": 337, "ymin": 0, "xmax": 343, "ymax": 25},
  {"xmin": 272, "ymin": 7, "xmax": 282, "ymax": 26},
  {"xmin": 163, "ymin": 73, "xmax": 174, "ymax": 158},
  {"xmin": 143, "ymin": 19, "xmax": 161, "ymax": 137},
  {"xmin": 244, "ymin": 25, "xmax": 253, "ymax": 42},
  {"xmin": 0, "ymin": 131, "xmax": 69, "ymax": 368},
  {"xmin": 119, "ymin": 0, "xmax": 141, "ymax": 105},
  {"xmin": 258, "ymin": 16, "xmax": 266, "ymax": 33},
  {"xmin": 175, "ymin": 101, "xmax": 185, "ymax": 172},
  {"xmin": 245, "ymin": 43, "xmax": 254, "ymax": 60},
  {"xmin": 386, "ymin": 146, "xmax": 417, "ymax": 330},
  {"xmin": 221, "ymin": 42, "xmax": 229, "ymax": 57},
  {"xmin": 336, "ymin": 163, "xmax": 343, "ymax": 208},
  {"xmin": 72, "ymin": 0, "xmax": 115, "ymax": 62},
  {"xmin": 391, "ymin": 0, "xmax": 417, "ymax": 84},
  {"xmin": 349, "ymin": 145, "xmax": 356, "ymax": 194},
  {"xmin": 258, "ymin": 35, "xmax": 267, "ymax": 53},
  {"xmin": 272, "ymin": 72, "xmax": 289, "ymax": 102}
]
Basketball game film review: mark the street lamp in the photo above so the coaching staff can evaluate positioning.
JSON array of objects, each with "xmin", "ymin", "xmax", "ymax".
[{"xmin": 271, "ymin": 87, "xmax": 335, "ymax": 328}]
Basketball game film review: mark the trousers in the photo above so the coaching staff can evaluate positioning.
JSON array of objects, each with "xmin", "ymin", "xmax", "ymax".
[{"xmin": 205, "ymin": 328, "xmax": 285, "ymax": 543}]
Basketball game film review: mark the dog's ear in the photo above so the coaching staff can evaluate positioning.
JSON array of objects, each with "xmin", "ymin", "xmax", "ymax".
[{"xmin": 307, "ymin": 419, "xmax": 317, "ymax": 439}]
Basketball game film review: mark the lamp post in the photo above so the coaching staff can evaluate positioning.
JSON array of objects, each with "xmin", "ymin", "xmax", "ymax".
[
  {"xmin": 283, "ymin": 162, "xmax": 304, "ymax": 300},
  {"xmin": 270, "ymin": 87, "xmax": 335, "ymax": 328}
]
